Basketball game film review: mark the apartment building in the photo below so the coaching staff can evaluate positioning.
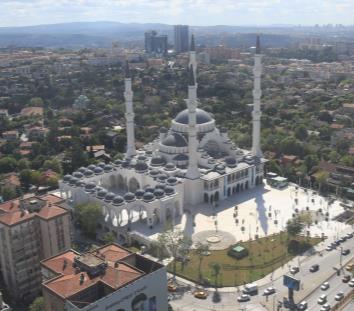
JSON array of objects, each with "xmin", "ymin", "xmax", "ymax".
[
  {"xmin": 41, "ymin": 244, "xmax": 168, "ymax": 311},
  {"xmin": 0, "ymin": 194, "xmax": 71, "ymax": 302}
]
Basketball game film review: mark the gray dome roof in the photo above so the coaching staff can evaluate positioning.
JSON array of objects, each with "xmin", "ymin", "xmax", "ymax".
[
  {"xmin": 84, "ymin": 169, "xmax": 94, "ymax": 177},
  {"xmin": 173, "ymin": 154, "xmax": 188, "ymax": 161},
  {"xmin": 135, "ymin": 162, "xmax": 148, "ymax": 172},
  {"xmin": 165, "ymin": 186, "xmax": 175, "ymax": 195},
  {"xmin": 174, "ymin": 108, "xmax": 213, "ymax": 125},
  {"xmin": 145, "ymin": 186, "xmax": 155, "ymax": 193},
  {"xmin": 113, "ymin": 195, "xmax": 124, "ymax": 205},
  {"xmin": 85, "ymin": 182, "xmax": 96, "ymax": 192},
  {"xmin": 167, "ymin": 177, "xmax": 178, "ymax": 185},
  {"xmin": 63, "ymin": 175, "xmax": 72, "ymax": 182},
  {"xmin": 149, "ymin": 169, "xmax": 160, "ymax": 176},
  {"xmin": 135, "ymin": 189, "xmax": 145, "ymax": 198},
  {"xmin": 143, "ymin": 192, "xmax": 155, "ymax": 202},
  {"xmin": 97, "ymin": 162, "xmax": 106, "ymax": 168},
  {"xmin": 151, "ymin": 156, "xmax": 166, "ymax": 167},
  {"xmin": 165, "ymin": 163, "xmax": 176, "ymax": 171},
  {"xmin": 113, "ymin": 159, "xmax": 122, "ymax": 166},
  {"xmin": 97, "ymin": 189, "xmax": 107, "ymax": 198},
  {"xmin": 78, "ymin": 167, "xmax": 86, "ymax": 173},
  {"xmin": 225, "ymin": 157, "xmax": 237, "ymax": 167},
  {"xmin": 124, "ymin": 192, "xmax": 136, "ymax": 202},
  {"xmin": 162, "ymin": 133, "xmax": 187, "ymax": 148},
  {"xmin": 94, "ymin": 167, "xmax": 104, "ymax": 174},
  {"xmin": 105, "ymin": 192, "xmax": 115, "ymax": 201},
  {"xmin": 104, "ymin": 164, "xmax": 113, "ymax": 172},
  {"xmin": 88, "ymin": 164, "xmax": 96, "ymax": 170},
  {"xmin": 154, "ymin": 189, "xmax": 165, "ymax": 198},
  {"xmin": 69, "ymin": 177, "xmax": 78, "ymax": 186},
  {"xmin": 73, "ymin": 172, "xmax": 84, "ymax": 179}
]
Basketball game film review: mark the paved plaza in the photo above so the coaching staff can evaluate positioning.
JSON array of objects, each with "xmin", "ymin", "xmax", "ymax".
[{"xmin": 132, "ymin": 181, "xmax": 350, "ymax": 247}]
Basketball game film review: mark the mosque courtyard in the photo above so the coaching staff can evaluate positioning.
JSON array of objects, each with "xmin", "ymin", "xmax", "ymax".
[{"xmin": 131, "ymin": 181, "xmax": 350, "ymax": 248}]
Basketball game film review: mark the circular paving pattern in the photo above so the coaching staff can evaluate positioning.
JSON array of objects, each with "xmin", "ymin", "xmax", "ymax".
[{"xmin": 192, "ymin": 230, "xmax": 236, "ymax": 250}]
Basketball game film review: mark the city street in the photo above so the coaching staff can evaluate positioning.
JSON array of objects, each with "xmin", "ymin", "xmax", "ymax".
[{"xmin": 170, "ymin": 227, "xmax": 354, "ymax": 311}]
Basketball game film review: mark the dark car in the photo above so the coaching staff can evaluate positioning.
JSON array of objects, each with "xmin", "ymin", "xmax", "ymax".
[
  {"xmin": 310, "ymin": 264, "xmax": 319, "ymax": 272},
  {"xmin": 342, "ymin": 275, "xmax": 351, "ymax": 283},
  {"xmin": 339, "ymin": 236, "xmax": 347, "ymax": 243},
  {"xmin": 342, "ymin": 249, "xmax": 350, "ymax": 256}
]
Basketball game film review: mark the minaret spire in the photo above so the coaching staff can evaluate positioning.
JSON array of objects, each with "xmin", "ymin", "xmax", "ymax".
[
  {"xmin": 124, "ymin": 61, "xmax": 137, "ymax": 158},
  {"xmin": 186, "ymin": 36, "xmax": 200, "ymax": 180},
  {"xmin": 251, "ymin": 35, "xmax": 263, "ymax": 158}
]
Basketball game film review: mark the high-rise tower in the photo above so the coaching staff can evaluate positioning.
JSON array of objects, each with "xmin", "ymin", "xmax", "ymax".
[
  {"xmin": 251, "ymin": 35, "xmax": 263, "ymax": 158},
  {"xmin": 186, "ymin": 36, "xmax": 200, "ymax": 180},
  {"xmin": 124, "ymin": 61, "xmax": 137, "ymax": 158},
  {"xmin": 174, "ymin": 25, "xmax": 189, "ymax": 53}
]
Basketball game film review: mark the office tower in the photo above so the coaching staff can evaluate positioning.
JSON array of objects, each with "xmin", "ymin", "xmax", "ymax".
[
  {"xmin": 174, "ymin": 25, "xmax": 189, "ymax": 53},
  {"xmin": 144, "ymin": 31, "xmax": 168, "ymax": 55}
]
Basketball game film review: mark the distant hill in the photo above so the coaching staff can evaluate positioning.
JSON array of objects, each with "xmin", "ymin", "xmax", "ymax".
[{"xmin": 1, "ymin": 21, "xmax": 350, "ymax": 49}]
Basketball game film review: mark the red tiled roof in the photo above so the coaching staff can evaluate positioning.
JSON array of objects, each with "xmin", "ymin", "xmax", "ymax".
[
  {"xmin": 96, "ymin": 244, "xmax": 131, "ymax": 263},
  {"xmin": 44, "ymin": 263, "xmax": 143, "ymax": 299},
  {"xmin": 21, "ymin": 107, "xmax": 43, "ymax": 116},
  {"xmin": 42, "ymin": 250, "xmax": 78, "ymax": 276},
  {"xmin": 39, "ymin": 194, "xmax": 64, "ymax": 205},
  {"xmin": 37, "ymin": 205, "xmax": 68, "ymax": 220},
  {"xmin": 0, "ymin": 210, "xmax": 35, "ymax": 226}
]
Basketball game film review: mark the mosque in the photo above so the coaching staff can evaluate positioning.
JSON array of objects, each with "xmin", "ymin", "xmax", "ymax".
[{"xmin": 59, "ymin": 36, "xmax": 266, "ymax": 241}]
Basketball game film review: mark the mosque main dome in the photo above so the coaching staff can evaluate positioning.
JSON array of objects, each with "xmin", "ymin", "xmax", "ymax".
[{"xmin": 174, "ymin": 108, "xmax": 213, "ymax": 125}]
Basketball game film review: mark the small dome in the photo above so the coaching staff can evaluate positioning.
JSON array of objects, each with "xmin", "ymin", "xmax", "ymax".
[
  {"xmin": 162, "ymin": 133, "xmax": 187, "ymax": 148},
  {"xmin": 174, "ymin": 108, "xmax": 213, "ymax": 125},
  {"xmin": 143, "ymin": 192, "xmax": 155, "ymax": 202},
  {"xmin": 216, "ymin": 164, "xmax": 226, "ymax": 171},
  {"xmin": 150, "ymin": 156, "xmax": 166, "ymax": 167},
  {"xmin": 135, "ymin": 189, "xmax": 145, "ymax": 199},
  {"xmin": 135, "ymin": 162, "xmax": 148, "ymax": 173},
  {"xmin": 165, "ymin": 186, "xmax": 175, "ymax": 195},
  {"xmin": 104, "ymin": 192, "xmax": 115, "ymax": 202},
  {"xmin": 155, "ymin": 184, "xmax": 166, "ymax": 190},
  {"xmin": 84, "ymin": 169, "xmax": 94, "ymax": 177},
  {"xmin": 167, "ymin": 177, "xmax": 178, "ymax": 185},
  {"xmin": 145, "ymin": 150, "xmax": 153, "ymax": 155},
  {"xmin": 63, "ymin": 175, "xmax": 72, "ymax": 183},
  {"xmin": 75, "ymin": 180, "xmax": 84, "ymax": 187},
  {"xmin": 73, "ymin": 172, "xmax": 84, "ymax": 179},
  {"xmin": 121, "ymin": 160, "xmax": 130, "ymax": 168},
  {"xmin": 137, "ymin": 155, "xmax": 147, "ymax": 161},
  {"xmin": 78, "ymin": 167, "xmax": 86, "ymax": 173},
  {"xmin": 97, "ymin": 162, "xmax": 106, "ymax": 168},
  {"xmin": 173, "ymin": 154, "xmax": 188, "ymax": 161},
  {"xmin": 97, "ymin": 189, "xmax": 107, "ymax": 199},
  {"xmin": 94, "ymin": 167, "xmax": 104, "ymax": 175},
  {"xmin": 124, "ymin": 192, "xmax": 136, "ymax": 202},
  {"xmin": 69, "ymin": 177, "xmax": 78, "ymax": 186},
  {"xmin": 88, "ymin": 164, "xmax": 96, "ymax": 171},
  {"xmin": 144, "ymin": 186, "xmax": 155, "ymax": 193},
  {"xmin": 112, "ymin": 195, "xmax": 125, "ymax": 206},
  {"xmin": 104, "ymin": 164, "xmax": 113, "ymax": 172},
  {"xmin": 225, "ymin": 157, "xmax": 237, "ymax": 167},
  {"xmin": 165, "ymin": 163, "xmax": 176, "ymax": 171},
  {"xmin": 208, "ymin": 159, "xmax": 216, "ymax": 164},
  {"xmin": 113, "ymin": 159, "xmax": 122, "ymax": 166},
  {"xmin": 149, "ymin": 169, "xmax": 160, "ymax": 176},
  {"xmin": 154, "ymin": 189, "xmax": 165, "ymax": 198},
  {"xmin": 158, "ymin": 174, "xmax": 168, "ymax": 182},
  {"xmin": 85, "ymin": 182, "xmax": 96, "ymax": 192}
]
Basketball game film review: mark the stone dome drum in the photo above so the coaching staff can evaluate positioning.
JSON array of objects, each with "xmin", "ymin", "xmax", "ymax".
[
  {"xmin": 171, "ymin": 108, "xmax": 215, "ymax": 134},
  {"xmin": 174, "ymin": 108, "xmax": 213, "ymax": 125}
]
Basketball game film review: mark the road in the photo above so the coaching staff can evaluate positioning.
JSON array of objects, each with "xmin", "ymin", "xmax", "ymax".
[{"xmin": 170, "ymin": 230, "xmax": 354, "ymax": 311}]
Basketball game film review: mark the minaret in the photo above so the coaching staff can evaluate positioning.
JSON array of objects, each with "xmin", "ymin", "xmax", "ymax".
[
  {"xmin": 186, "ymin": 36, "xmax": 200, "ymax": 180},
  {"xmin": 251, "ymin": 35, "xmax": 263, "ymax": 158},
  {"xmin": 124, "ymin": 61, "xmax": 137, "ymax": 158},
  {"xmin": 189, "ymin": 34, "xmax": 197, "ymax": 84}
]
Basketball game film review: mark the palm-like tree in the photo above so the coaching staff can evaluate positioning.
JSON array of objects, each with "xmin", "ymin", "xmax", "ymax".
[
  {"xmin": 211, "ymin": 263, "xmax": 221, "ymax": 287},
  {"xmin": 196, "ymin": 242, "xmax": 209, "ymax": 282}
]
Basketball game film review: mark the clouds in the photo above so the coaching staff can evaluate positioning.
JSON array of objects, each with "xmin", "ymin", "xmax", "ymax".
[{"xmin": 0, "ymin": 0, "xmax": 353, "ymax": 27}]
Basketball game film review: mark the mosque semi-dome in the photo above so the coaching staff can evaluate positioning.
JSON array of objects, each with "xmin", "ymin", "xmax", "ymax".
[{"xmin": 162, "ymin": 133, "xmax": 187, "ymax": 148}]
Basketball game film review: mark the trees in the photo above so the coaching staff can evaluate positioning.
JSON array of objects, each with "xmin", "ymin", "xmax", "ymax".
[
  {"xmin": 286, "ymin": 217, "xmax": 305, "ymax": 238},
  {"xmin": 0, "ymin": 156, "xmax": 17, "ymax": 173},
  {"xmin": 196, "ymin": 242, "xmax": 209, "ymax": 281},
  {"xmin": 29, "ymin": 297, "xmax": 44, "ymax": 311},
  {"xmin": 211, "ymin": 262, "xmax": 221, "ymax": 287},
  {"xmin": 294, "ymin": 125, "xmax": 308, "ymax": 140},
  {"xmin": 316, "ymin": 171, "xmax": 329, "ymax": 193},
  {"xmin": 157, "ymin": 223, "xmax": 192, "ymax": 277},
  {"xmin": 102, "ymin": 232, "xmax": 116, "ymax": 244},
  {"xmin": 74, "ymin": 203, "xmax": 102, "ymax": 238}
]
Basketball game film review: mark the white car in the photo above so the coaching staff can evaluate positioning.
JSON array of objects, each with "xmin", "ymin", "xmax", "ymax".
[
  {"xmin": 348, "ymin": 279, "xmax": 354, "ymax": 287},
  {"xmin": 317, "ymin": 294, "xmax": 327, "ymax": 305},
  {"xmin": 263, "ymin": 287, "xmax": 276, "ymax": 296},
  {"xmin": 326, "ymin": 245, "xmax": 333, "ymax": 251},
  {"xmin": 321, "ymin": 282, "xmax": 330, "ymax": 290},
  {"xmin": 320, "ymin": 303, "xmax": 330, "ymax": 311},
  {"xmin": 290, "ymin": 266, "xmax": 299, "ymax": 274},
  {"xmin": 335, "ymin": 292, "xmax": 344, "ymax": 301},
  {"xmin": 237, "ymin": 294, "xmax": 250, "ymax": 302}
]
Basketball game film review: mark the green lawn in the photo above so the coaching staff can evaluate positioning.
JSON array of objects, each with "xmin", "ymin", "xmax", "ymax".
[{"xmin": 169, "ymin": 232, "xmax": 321, "ymax": 287}]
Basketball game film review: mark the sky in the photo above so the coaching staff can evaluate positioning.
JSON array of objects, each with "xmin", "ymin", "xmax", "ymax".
[{"xmin": 1, "ymin": 0, "xmax": 354, "ymax": 27}]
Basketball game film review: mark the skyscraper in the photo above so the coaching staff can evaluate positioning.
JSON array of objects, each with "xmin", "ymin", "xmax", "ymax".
[
  {"xmin": 174, "ymin": 25, "xmax": 189, "ymax": 53},
  {"xmin": 144, "ymin": 31, "xmax": 168, "ymax": 55}
]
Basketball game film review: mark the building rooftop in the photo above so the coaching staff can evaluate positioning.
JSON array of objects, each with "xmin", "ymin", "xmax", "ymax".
[{"xmin": 41, "ymin": 244, "xmax": 162, "ymax": 306}]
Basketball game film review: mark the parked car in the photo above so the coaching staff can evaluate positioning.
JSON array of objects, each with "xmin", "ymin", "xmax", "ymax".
[
  {"xmin": 263, "ymin": 287, "xmax": 276, "ymax": 296},
  {"xmin": 310, "ymin": 264, "xmax": 319, "ymax": 272},
  {"xmin": 317, "ymin": 294, "xmax": 327, "ymax": 305},
  {"xmin": 193, "ymin": 289, "xmax": 208, "ymax": 299},
  {"xmin": 290, "ymin": 266, "xmax": 300, "ymax": 274},
  {"xmin": 237, "ymin": 294, "xmax": 251, "ymax": 302},
  {"xmin": 297, "ymin": 300, "xmax": 308, "ymax": 310},
  {"xmin": 342, "ymin": 249, "xmax": 350, "ymax": 256},
  {"xmin": 321, "ymin": 282, "xmax": 330, "ymax": 290},
  {"xmin": 335, "ymin": 292, "xmax": 344, "ymax": 301},
  {"xmin": 346, "ymin": 233, "xmax": 353, "ymax": 239},
  {"xmin": 348, "ymin": 279, "xmax": 354, "ymax": 287},
  {"xmin": 242, "ymin": 283, "xmax": 258, "ymax": 295},
  {"xmin": 346, "ymin": 263, "xmax": 354, "ymax": 271},
  {"xmin": 168, "ymin": 282, "xmax": 178, "ymax": 292},
  {"xmin": 339, "ymin": 236, "xmax": 347, "ymax": 243},
  {"xmin": 342, "ymin": 275, "xmax": 351, "ymax": 283},
  {"xmin": 320, "ymin": 303, "xmax": 331, "ymax": 311}
]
